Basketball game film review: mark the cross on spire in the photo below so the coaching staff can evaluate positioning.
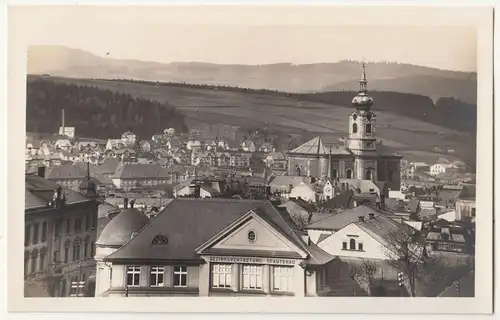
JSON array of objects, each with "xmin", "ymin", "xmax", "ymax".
[{"xmin": 359, "ymin": 61, "xmax": 368, "ymax": 93}]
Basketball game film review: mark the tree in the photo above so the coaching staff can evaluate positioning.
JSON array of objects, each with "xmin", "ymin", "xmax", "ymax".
[
  {"xmin": 383, "ymin": 229, "xmax": 428, "ymax": 297},
  {"xmin": 361, "ymin": 259, "xmax": 378, "ymax": 296},
  {"xmin": 347, "ymin": 263, "xmax": 363, "ymax": 296}
]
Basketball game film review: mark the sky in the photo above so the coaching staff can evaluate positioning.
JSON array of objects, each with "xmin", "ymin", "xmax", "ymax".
[{"xmin": 13, "ymin": 6, "xmax": 478, "ymax": 72}]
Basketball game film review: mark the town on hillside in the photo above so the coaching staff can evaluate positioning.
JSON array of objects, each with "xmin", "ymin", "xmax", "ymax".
[{"xmin": 24, "ymin": 63, "xmax": 476, "ymax": 299}]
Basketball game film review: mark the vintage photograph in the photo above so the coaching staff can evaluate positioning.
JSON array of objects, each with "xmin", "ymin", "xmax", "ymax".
[{"xmin": 7, "ymin": 4, "xmax": 493, "ymax": 314}]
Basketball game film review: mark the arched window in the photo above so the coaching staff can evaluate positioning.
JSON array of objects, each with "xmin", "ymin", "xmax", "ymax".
[
  {"xmin": 349, "ymin": 239, "xmax": 356, "ymax": 250},
  {"xmin": 366, "ymin": 123, "xmax": 372, "ymax": 134},
  {"xmin": 352, "ymin": 123, "xmax": 358, "ymax": 133},
  {"xmin": 296, "ymin": 165, "xmax": 302, "ymax": 176},
  {"xmin": 83, "ymin": 236, "xmax": 90, "ymax": 258},
  {"xmin": 365, "ymin": 169, "xmax": 373, "ymax": 180},
  {"xmin": 39, "ymin": 247, "xmax": 47, "ymax": 271},
  {"xmin": 332, "ymin": 169, "xmax": 338, "ymax": 179},
  {"xmin": 64, "ymin": 240, "xmax": 70, "ymax": 263},
  {"xmin": 346, "ymin": 169, "xmax": 353, "ymax": 179},
  {"xmin": 72, "ymin": 238, "xmax": 81, "ymax": 261},
  {"xmin": 152, "ymin": 235, "xmax": 169, "ymax": 245}
]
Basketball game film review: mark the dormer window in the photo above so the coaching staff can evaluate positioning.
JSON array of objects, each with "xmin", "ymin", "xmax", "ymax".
[{"xmin": 152, "ymin": 235, "xmax": 168, "ymax": 245}]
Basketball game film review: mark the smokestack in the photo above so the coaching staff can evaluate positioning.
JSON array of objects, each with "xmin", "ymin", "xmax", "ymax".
[
  {"xmin": 369, "ymin": 213, "xmax": 375, "ymax": 220},
  {"xmin": 37, "ymin": 166, "xmax": 46, "ymax": 178},
  {"xmin": 62, "ymin": 109, "xmax": 65, "ymax": 135},
  {"xmin": 123, "ymin": 198, "xmax": 129, "ymax": 209},
  {"xmin": 358, "ymin": 216, "xmax": 365, "ymax": 222}
]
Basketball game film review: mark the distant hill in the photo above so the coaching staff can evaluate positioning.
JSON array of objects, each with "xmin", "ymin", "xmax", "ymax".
[
  {"xmin": 26, "ymin": 78, "xmax": 187, "ymax": 140},
  {"xmin": 26, "ymin": 76, "xmax": 477, "ymax": 169},
  {"xmin": 27, "ymin": 45, "xmax": 477, "ymax": 104}
]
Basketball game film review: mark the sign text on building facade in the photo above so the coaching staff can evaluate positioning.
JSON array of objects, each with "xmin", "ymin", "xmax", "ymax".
[{"xmin": 209, "ymin": 256, "xmax": 296, "ymax": 266}]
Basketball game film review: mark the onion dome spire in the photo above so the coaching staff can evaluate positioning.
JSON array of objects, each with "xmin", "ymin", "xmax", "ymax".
[{"xmin": 352, "ymin": 62, "xmax": 373, "ymax": 110}]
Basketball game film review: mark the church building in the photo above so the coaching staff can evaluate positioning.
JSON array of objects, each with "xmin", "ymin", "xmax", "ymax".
[{"xmin": 287, "ymin": 63, "xmax": 402, "ymax": 190}]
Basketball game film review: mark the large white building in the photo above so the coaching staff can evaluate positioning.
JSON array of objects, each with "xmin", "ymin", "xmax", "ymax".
[{"xmin": 94, "ymin": 198, "xmax": 338, "ymax": 297}]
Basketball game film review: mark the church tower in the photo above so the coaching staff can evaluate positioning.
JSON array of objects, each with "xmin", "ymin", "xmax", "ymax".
[{"xmin": 347, "ymin": 62, "xmax": 378, "ymax": 181}]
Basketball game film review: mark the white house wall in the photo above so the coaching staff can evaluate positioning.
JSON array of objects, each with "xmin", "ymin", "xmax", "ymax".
[{"xmin": 318, "ymin": 223, "xmax": 389, "ymax": 260}]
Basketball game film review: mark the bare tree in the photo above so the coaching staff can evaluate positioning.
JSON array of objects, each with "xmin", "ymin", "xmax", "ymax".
[
  {"xmin": 361, "ymin": 259, "xmax": 378, "ymax": 296},
  {"xmin": 289, "ymin": 212, "xmax": 312, "ymax": 230},
  {"xmin": 347, "ymin": 263, "xmax": 363, "ymax": 296},
  {"xmin": 383, "ymin": 229, "xmax": 428, "ymax": 297}
]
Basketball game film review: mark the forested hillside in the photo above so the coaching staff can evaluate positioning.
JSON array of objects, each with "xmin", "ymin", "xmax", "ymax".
[{"xmin": 26, "ymin": 79, "xmax": 188, "ymax": 139}]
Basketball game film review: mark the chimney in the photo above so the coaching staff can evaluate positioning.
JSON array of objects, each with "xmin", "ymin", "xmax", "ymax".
[
  {"xmin": 358, "ymin": 216, "xmax": 365, "ymax": 222},
  {"xmin": 369, "ymin": 213, "xmax": 375, "ymax": 220},
  {"xmin": 37, "ymin": 166, "xmax": 46, "ymax": 178},
  {"xmin": 130, "ymin": 200, "xmax": 135, "ymax": 208},
  {"xmin": 123, "ymin": 198, "xmax": 129, "ymax": 209},
  {"xmin": 61, "ymin": 109, "xmax": 66, "ymax": 135},
  {"xmin": 435, "ymin": 207, "xmax": 441, "ymax": 216}
]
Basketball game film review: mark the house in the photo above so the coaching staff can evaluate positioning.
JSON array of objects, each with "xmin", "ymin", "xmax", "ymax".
[
  {"xmin": 173, "ymin": 178, "xmax": 226, "ymax": 198},
  {"xmin": 268, "ymin": 176, "xmax": 305, "ymax": 197},
  {"xmin": 110, "ymin": 164, "xmax": 173, "ymax": 191},
  {"xmin": 322, "ymin": 178, "xmax": 336, "ymax": 200},
  {"xmin": 45, "ymin": 163, "xmax": 114, "ymax": 192},
  {"xmin": 99, "ymin": 157, "xmax": 121, "ymax": 176},
  {"xmin": 215, "ymin": 152, "xmax": 231, "ymax": 167},
  {"xmin": 121, "ymin": 131, "xmax": 137, "ymax": 146},
  {"xmin": 425, "ymin": 221, "xmax": 470, "ymax": 254},
  {"xmin": 138, "ymin": 140, "xmax": 152, "ymax": 152},
  {"xmin": 24, "ymin": 171, "xmax": 99, "ymax": 297},
  {"xmin": 167, "ymin": 138, "xmax": 183, "ymax": 151},
  {"xmin": 317, "ymin": 190, "xmax": 355, "ymax": 212},
  {"xmin": 264, "ymin": 151, "xmax": 287, "ymax": 170},
  {"xmin": 258, "ymin": 142, "xmax": 274, "ymax": 153},
  {"xmin": 94, "ymin": 198, "xmax": 337, "ymax": 297},
  {"xmin": 106, "ymin": 139, "xmax": 127, "ymax": 151},
  {"xmin": 455, "ymin": 184, "xmax": 476, "ymax": 221},
  {"xmin": 429, "ymin": 163, "xmax": 456, "ymax": 176},
  {"xmin": 240, "ymin": 140, "xmax": 256, "ymax": 152},
  {"xmin": 54, "ymin": 139, "xmax": 73, "ymax": 151},
  {"xmin": 289, "ymin": 181, "xmax": 317, "ymax": 203},
  {"xmin": 406, "ymin": 162, "xmax": 430, "ymax": 178},
  {"xmin": 229, "ymin": 152, "xmax": 252, "ymax": 168},
  {"xmin": 204, "ymin": 140, "xmax": 217, "ymax": 151},
  {"xmin": 186, "ymin": 140, "xmax": 202, "ymax": 152}
]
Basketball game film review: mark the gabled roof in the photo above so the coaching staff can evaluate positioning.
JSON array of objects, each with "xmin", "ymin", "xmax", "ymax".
[
  {"xmin": 269, "ymin": 176, "xmax": 305, "ymax": 189},
  {"xmin": 320, "ymin": 190, "xmax": 354, "ymax": 210},
  {"xmin": 112, "ymin": 164, "xmax": 172, "ymax": 179},
  {"xmin": 104, "ymin": 198, "xmax": 309, "ymax": 262},
  {"xmin": 458, "ymin": 184, "xmax": 476, "ymax": 201},
  {"xmin": 305, "ymin": 205, "xmax": 377, "ymax": 231},
  {"xmin": 99, "ymin": 157, "xmax": 121, "ymax": 174}
]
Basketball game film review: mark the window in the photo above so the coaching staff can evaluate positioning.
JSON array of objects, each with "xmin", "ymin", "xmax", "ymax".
[
  {"xmin": 91, "ymin": 241, "xmax": 95, "ymax": 257},
  {"xmin": 358, "ymin": 243, "xmax": 364, "ymax": 251},
  {"xmin": 74, "ymin": 218, "xmax": 81, "ymax": 233},
  {"xmin": 332, "ymin": 169, "xmax": 338, "ymax": 179},
  {"xmin": 25, "ymin": 225, "xmax": 31, "ymax": 246},
  {"xmin": 173, "ymin": 266, "xmax": 188, "ymax": 287},
  {"xmin": 366, "ymin": 123, "xmax": 372, "ymax": 134},
  {"xmin": 150, "ymin": 266, "xmax": 164, "ymax": 287},
  {"xmin": 31, "ymin": 250, "xmax": 38, "ymax": 273},
  {"xmin": 349, "ymin": 239, "xmax": 356, "ymax": 250},
  {"xmin": 64, "ymin": 245, "xmax": 70, "ymax": 263},
  {"xmin": 32, "ymin": 223, "xmax": 39, "ymax": 244},
  {"xmin": 55, "ymin": 220, "xmax": 62, "ymax": 236},
  {"xmin": 212, "ymin": 264, "xmax": 232, "ymax": 288},
  {"xmin": 72, "ymin": 239, "xmax": 81, "ymax": 261},
  {"xmin": 70, "ymin": 276, "xmax": 79, "ymax": 296},
  {"xmin": 39, "ymin": 248, "xmax": 47, "ymax": 271},
  {"xmin": 83, "ymin": 239, "xmax": 89, "ymax": 258},
  {"xmin": 471, "ymin": 208, "xmax": 476, "ymax": 217},
  {"xmin": 126, "ymin": 266, "xmax": 141, "ymax": 287},
  {"xmin": 248, "ymin": 230, "xmax": 257, "ymax": 243},
  {"xmin": 66, "ymin": 219, "xmax": 72, "ymax": 234},
  {"xmin": 342, "ymin": 242, "xmax": 347, "ymax": 250},
  {"xmin": 84, "ymin": 215, "xmax": 90, "ymax": 231},
  {"xmin": 152, "ymin": 235, "xmax": 169, "ymax": 245},
  {"xmin": 352, "ymin": 123, "xmax": 358, "ymax": 133},
  {"xmin": 295, "ymin": 165, "xmax": 302, "ymax": 176},
  {"xmin": 388, "ymin": 170, "xmax": 394, "ymax": 182},
  {"xmin": 365, "ymin": 169, "xmax": 373, "ymax": 180},
  {"xmin": 242, "ymin": 265, "xmax": 263, "ymax": 290},
  {"xmin": 53, "ymin": 250, "xmax": 59, "ymax": 263},
  {"xmin": 273, "ymin": 266, "xmax": 293, "ymax": 292},
  {"xmin": 41, "ymin": 221, "xmax": 48, "ymax": 242},
  {"xmin": 346, "ymin": 169, "xmax": 352, "ymax": 179}
]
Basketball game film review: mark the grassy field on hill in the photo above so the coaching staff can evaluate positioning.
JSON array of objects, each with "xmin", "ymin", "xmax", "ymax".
[{"xmin": 27, "ymin": 75, "xmax": 476, "ymax": 168}]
